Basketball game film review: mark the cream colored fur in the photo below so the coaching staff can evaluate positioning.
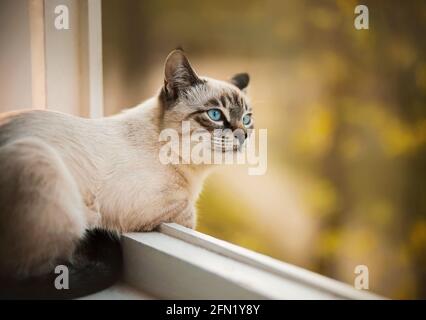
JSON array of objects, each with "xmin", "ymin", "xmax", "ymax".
[
  {"xmin": 0, "ymin": 50, "xmax": 250, "ymax": 278},
  {"xmin": 0, "ymin": 98, "xmax": 202, "ymax": 277}
]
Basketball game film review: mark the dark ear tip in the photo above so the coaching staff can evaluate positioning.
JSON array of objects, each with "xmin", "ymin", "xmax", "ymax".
[
  {"xmin": 231, "ymin": 72, "xmax": 250, "ymax": 90},
  {"xmin": 239, "ymin": 73, "xmax": 250, "ymax": 83}
]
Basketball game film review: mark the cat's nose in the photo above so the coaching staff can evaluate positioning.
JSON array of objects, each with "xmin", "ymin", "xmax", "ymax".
[{"xmin": 234, "ymin": 130, "xmax": 247, "ymax": 146}]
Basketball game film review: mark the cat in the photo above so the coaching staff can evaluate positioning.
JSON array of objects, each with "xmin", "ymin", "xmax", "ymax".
[{"xmin": 0, "ymin": 49, "xmax": 252, "ymax": 298}]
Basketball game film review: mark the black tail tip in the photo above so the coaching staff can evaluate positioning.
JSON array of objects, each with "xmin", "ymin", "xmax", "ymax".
[{"xmin": 0, "ymin": 229, "xmax": 123, "ymax": 299}]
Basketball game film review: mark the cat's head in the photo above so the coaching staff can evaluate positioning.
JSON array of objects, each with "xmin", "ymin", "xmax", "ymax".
[{"xmin": 160, "ymin": 49, "xmax": 253, "ymax": 153}]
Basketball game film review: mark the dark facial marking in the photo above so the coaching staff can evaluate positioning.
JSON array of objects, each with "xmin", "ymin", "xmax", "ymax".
[
  {"xmin": 184, "ymin": 109, "xmax": 207, "ymax": 120},
  {"xmin": 240, "ymin": 95, "xmax": 247, "ymax": 111},
  {"xmin": 193, "ymin": 114, "xmax": 223, "ymax": 129},
  {"xmin": 229, "ymin": 105, "xmax": 244, "ymax": 121},
  {"xmin": 206, "ymin": 98, "xmax": 219, "ymax": 108},
  {"xmin": 232, "ymin": 91, "xmax": 240, "ymax": 106},
  {"xmin": 220, "ymin": 95, "xmax": 228, "ymax": 109}
]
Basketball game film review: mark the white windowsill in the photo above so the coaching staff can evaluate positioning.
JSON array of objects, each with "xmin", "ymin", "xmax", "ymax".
[{"xmin": 81, "ymin": 223, "xmax": 384, "ymax": 300}]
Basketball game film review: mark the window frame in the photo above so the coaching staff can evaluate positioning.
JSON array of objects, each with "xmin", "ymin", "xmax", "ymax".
[
  {"xmin": 113, "ymin": 223, "xmax": 383, "ymax": 300},
  {"xmin": 28, "ymin": 0, "xmax": 103, "ymax": 117}
]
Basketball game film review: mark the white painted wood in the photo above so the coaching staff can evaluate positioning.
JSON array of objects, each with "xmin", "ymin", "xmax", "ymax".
[
  {"xmin": 121, "ymin": 229, "xmax": 384, "ymax": 300},
  {"xmin": 43, "ymin": 0, "xmax": 103, "ymax": 117},
  {"xmin": 0, "ymin": 0, "xmax": 33, "ymax": 112},
  {"xmin": 1, "ymin": 0, "xmax": 103, "ymax": 116},
  {"xmin": 44, "ymin": 0, "xmax": 81, "ymax": 115},
  {"xmin": 159, "ymin": 223, "xmax": 383, "ymax": 300},
  {"xmin": 29, "ymin": 0, "xmax": 47, "ymax": 109},
  {"xmin": 87, "ymin": 0, "xmax": 104, "ymax": 118}
]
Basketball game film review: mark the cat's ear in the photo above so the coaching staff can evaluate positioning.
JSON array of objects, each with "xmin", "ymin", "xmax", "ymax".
[
  {"xmin": 230, "ymin": 73, "xmax": 250, "ymax": 91},
  {"xmin": 164, "ymin": 49, "xmax": 201, "ymax": 98}
]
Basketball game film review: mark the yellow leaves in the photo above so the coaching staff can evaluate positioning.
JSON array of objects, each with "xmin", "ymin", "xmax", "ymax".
[
  {"xmin": 386, "ymin": 118, "xmax": 426, "ymax": 157},
  {"xmin": 321, "ymin": 52, "xmax": 348, "ymax": 82},
  {"xmin": 294, "ymin": 106, "xmax": 335, "ymax": 158},
  {"xmin": 389, "ymin": 38, "xmax": 417, "ymax": 69},
  {"xmin": 319, "ymin": 226, "xmax": 379, "ymax": 260},
  {"xmin": 368, "ymin": 201, "xmax": 394, "ymax": 228},
  {"xmin": 308, "ymin": 8, "xmax": 338, "ymax": 31},
  {"xmin": 336, "ymin": 0, "xmax": 358, "ymax": 15},
  {"xmin": 339, "ymin": 134, "xmax": 362, "ymax": 160},
  {"xmin": 304, "ymin": 178, "xmax": 338, "ymax": 218},
  {"xmin": 346, "ymin": 104, "xmax": 426, "ymax": 157},
  {"xmin": 343, "ymin": 228, "xmax": 379, "ymax": 256},
  {"xmin": 380, "ymin": 119, "xmax": 424, "ymax": 156},
  {"xmin": 319, "ymin": 229, "xmax": 342, "ymax": 257}
]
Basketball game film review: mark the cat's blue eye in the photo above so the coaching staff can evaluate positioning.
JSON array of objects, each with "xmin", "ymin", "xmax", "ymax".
[
  {"xmin": 243, "ymin": 114, "xmax": 252, "ymax": 126},
  {"xmin": 207, "ymin": 109, "xmax": 222, "ymax": 121}
]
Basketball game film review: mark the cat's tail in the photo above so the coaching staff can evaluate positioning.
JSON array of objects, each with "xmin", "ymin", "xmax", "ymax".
[{"xmin": 0, "ymin": 229, "xmax": 123, "ymax": 300}]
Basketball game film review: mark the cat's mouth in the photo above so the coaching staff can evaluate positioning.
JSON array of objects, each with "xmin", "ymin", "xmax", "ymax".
[{"xmin": 211, "ymin": 138, "xmax": 245, "ymax": 153}]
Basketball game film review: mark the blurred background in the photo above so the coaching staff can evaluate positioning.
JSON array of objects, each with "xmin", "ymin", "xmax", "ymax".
[
  {"xmin": 0, "ymin": 0, "xmax": 424, "ymax": 299},
  {"xmin": 102, "ymin": 0, "xmax": 426, "ymax": 299}
]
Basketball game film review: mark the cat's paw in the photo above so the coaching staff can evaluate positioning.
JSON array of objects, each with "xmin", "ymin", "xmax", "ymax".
[
  {"xmin": 138, "ymin": 223, "xmax": 157, "ymax": 232},
  {"xmin": 178, "ymin": 217, "xmax": 196, "ymax": 229},
  {"xmin": 173, "ymin": 206, "xmax": 196, "ymax": 229},
  {"xmin": 137, "ymin": 200, "xmax": 190, "ymax": 232}
]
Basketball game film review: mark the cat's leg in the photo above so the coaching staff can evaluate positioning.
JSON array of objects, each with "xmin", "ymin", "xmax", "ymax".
[
  {"xmin": 84, "ymin": 195, "xmax": 102, "ymax": 228},
  {"xmin": 0, "ymin": 138, "xmax": 87, "ymax": 278},
  {"xmin": 172, "ymin": 204, "xmax": 196, "ymax": 229},
  {"xmin": 139, "ymin": 200, "xmax": 189, "ymax": 231},
  {"xmin": 144, "ymin": 201, "xmax": 196, "ymax": 231}
]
